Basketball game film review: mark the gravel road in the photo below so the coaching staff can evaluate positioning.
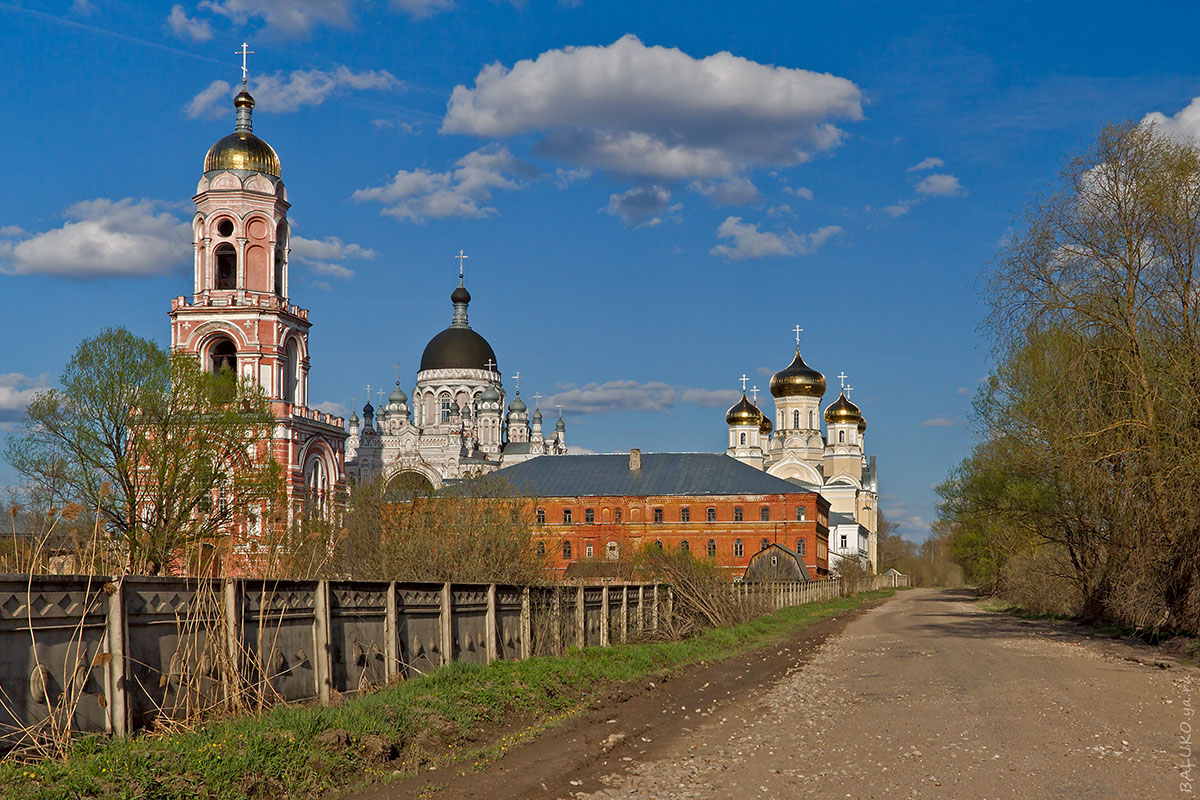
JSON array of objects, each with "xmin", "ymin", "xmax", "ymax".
[{"xmin": 578, "ymin": 588, "xmax": 1194, "ymax": 799}]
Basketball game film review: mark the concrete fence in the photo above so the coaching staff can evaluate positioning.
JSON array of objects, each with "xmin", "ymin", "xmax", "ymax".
[{"xmin": 0, "ymin": 571, "xmax": 905, "ymax": 747}]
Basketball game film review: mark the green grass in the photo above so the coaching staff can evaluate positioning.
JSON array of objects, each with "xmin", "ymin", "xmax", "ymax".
[{"xmin": 0, "ymin": 589, "xmax": 894, "ymax": 800}]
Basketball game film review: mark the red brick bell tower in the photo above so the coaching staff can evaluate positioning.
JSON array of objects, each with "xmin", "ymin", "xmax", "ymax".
[{"xmin": 168, "ymin": 81, "xmax": 347, "ymax": 540}]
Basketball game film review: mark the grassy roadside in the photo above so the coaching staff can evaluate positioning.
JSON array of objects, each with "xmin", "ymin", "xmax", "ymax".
[{"xmin": 0, "ymin": 588, "xmax": 895, "ymax": 800}]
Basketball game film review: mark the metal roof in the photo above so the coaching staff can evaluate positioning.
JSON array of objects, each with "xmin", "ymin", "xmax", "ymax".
[{"xmin": 489, "ymin": 452, "xmax": 820, "ymax": 498}]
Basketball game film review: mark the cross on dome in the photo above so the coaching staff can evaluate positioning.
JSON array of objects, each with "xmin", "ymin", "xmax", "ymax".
[
  {"xmin": 455, "ymin": 249, "xmax": 468, "ymax": 284},
  {"xmin": 484, "ymin": 358, "xmax": 496, "ymax": 372},
  {"xmin": 532, "ymin": 392, "xmax": 543, "ymax": 408},
  {"xmin": 845, "ymin": 384, "xmax": 855, "ymax": 399},
  {"xmin": 793, "ymin": 325, "xmax": 804, "ymax": 346},
  {"xmin": 837, "ymin": 371, "xmax": 848, "ymax": 391},
  {"xmin": 237, "ymin": 42, "xmax": 254, "ymax": 85},
  {"xmin": 739, "ymin": 374, "xmax": 749, "ymax": 392},
  {"xmin": 394, "ymin": 361, "xmax": 402, "ymax": 382},
  {"xmin": 511, "ymin": 371, "xmax": 521, "ymax": 393},
  {"xmin": 750, "ymin": 386, "xmax": 759, "ymax": 403},
  {"xmin": 555, "ymin": 403, "xmax": 564, "ymax": 418}
]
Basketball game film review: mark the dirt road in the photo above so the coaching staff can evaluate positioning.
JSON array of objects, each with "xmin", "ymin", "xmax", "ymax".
[{"xmin": 578, "ymin": 588, "xmax": 1193, "ymax": 799}]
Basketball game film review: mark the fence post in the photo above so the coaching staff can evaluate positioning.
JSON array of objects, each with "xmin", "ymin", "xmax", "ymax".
[
  {"xmin": 575, "ymin": 585, "xmax": 585, "ymax": 649},
  {"xmin": 104, "ymin": 577, "xmax": 128, "ymax": 737},
  {"xmin": 385, "ymin": 581, "xmax": 399, "ymax": 681},
  {"xmin": 620, "ymin": 586, "xmax": 628, "ymax": 643},
  {"xmin": 520, "ymin": 587, "xmax": 532, "ymax": 660},
  {"xmin": 314, "ymin": 580, "xmax": 332, "ymax": 704},
  {"xmin": 600, "ymin": 586, "xmax": 610, "ymax": 646},
  {"xmin": 440, "ymin": 582, "xmax": 453, "ymax": 666},
  {"xmin": 651, "ymin": 584, "xmax": 659, "ymax": 632},
  {"xmin": 223, "ymin": 578, "xmax": 241, "ymax": 709},
  {"xmin": 665, "ymin": 586, "xmax": 674, "ymax": 628},
  {"xmin": 636, "ymin": 585, "xmax": 645, "ymax": 632},
  {"xmin": 485, "ymin": 584, "xmax": 498, "ymax": 664},
  {"xmin": 551, "ymin": 586, "xmax": 562, "ymax": 655}
]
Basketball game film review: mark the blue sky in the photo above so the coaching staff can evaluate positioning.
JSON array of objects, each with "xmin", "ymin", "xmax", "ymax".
[{"xmin": 4, "ymin": 0, "xmax": 1200, "ymax": 542}]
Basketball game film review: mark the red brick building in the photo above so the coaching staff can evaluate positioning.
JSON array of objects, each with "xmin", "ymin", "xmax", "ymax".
[{"xmin": 493, "ymin": 450, "xmax": 830, "ymax": 579}]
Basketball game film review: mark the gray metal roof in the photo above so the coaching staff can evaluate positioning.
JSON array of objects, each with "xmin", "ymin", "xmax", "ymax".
[
  {"xmin": 829, "ymin": 511, "xmax": 860, "ymax": 527},
  {"xmin": 489, "ymin": 452, "xmax": 819, "ymax": 498}
]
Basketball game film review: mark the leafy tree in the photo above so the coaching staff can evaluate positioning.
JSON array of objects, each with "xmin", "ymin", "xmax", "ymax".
[{"xmin": 5, "ymin": 328, "xmax": 282, "ymax": 575}]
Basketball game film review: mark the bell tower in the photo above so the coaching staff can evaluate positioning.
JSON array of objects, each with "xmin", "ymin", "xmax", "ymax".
[{"xmin": 169, "ymin": 58, "xmax": 346, "ymax": 542}]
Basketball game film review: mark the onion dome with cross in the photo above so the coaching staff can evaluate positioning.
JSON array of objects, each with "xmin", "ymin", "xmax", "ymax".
[
  {"xmin": 203, "ymin": 46, "xmax": 281, "ymax": 178},
  {"xmin": 824, "ymin": 392, "xmax": 865, "ymax": 426}
]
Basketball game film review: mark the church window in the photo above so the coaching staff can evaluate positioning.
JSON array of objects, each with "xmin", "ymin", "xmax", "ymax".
[
  {"xmin": 562, "ymin": 541, "xmax": 572, "ymax": 559},
  {"xmin": 810, "ymin": 410, "xmax": 816, "ymax": 428},
  {"xmin": 614, "ymin": 509, "xmax": 623, "ymax": 523},
  {"xmin": 796, "ymin": 507, "xmax": 806, "ymax": 521},
  {"xmin": 760, "ymin": 538, "xmax": 770, "ymax": 551},
  {"xmin": 585, "ymin": 508, "xmax": 595, "ymax": 524},
  {"xmin": 680, "ymin": 540, "xmax": 689, "ymax": 553},
  {"xmin": 562, "ymin": 509, "xmax": 572, "ymax": 524},
  {"xmin": 441, "ymin": 395, "xmax": 452, "ymax": 423},
  {"xmin": 706, "ymin": 539, "xmax": 717, "ymax": 558},
  {"xmin": 210, "ymin": 338, "xmax": 237, "ymax": 376},
  {"xmin": 274, "ymin": 221, "xmax": 287, "ymax": 298},
  {"xmin": 793, "ymin": 410, "xmax": 800, "ymax": 429},
  {"xmin": 839, "ymin": 430, "xmax": 845, "ymax": 443},
  {"xmin": 840, "ymin": 534, "xmax": 848, "ymax": 549},
  {"xmin": 653, "ymin": 507, "xmax": 663, "ymax": 524},
  {"xmin": 680, "ymin": 507, "xmax": 690, "ymax": 523},
  {"xmin": 215, "ymin": 218, "xmax": 234, "ymax": 238},
  {"xmin": 585, "ymin": 543, "xmax": 594, "ymax": 558},
  {"xmin": 739, "ymin": 432, "xmax": 746, "ymax": 445},
  {"xmin": 606, "ymin": 541, "xmax": 619, "ymax": 560},
  {"xmin": 734, "ymin": 539, "xmax": 744, "ymax": 557},
  {"xmin": 283, "ymin": 339, "xmax": 299, "ymax": 404},
  {"xmin": 536, "ymin": 541, "xmax": 545, "ymax": 557},
  {"xmin": 214, "ymin": 243, "xmax": 237, "ymax": 289},
  {"xmin": 760, "ymin": 506, "xmax": 770, "ymax": 522},
  {"xmin": 706, "ymin": 507, "xmax": 716, "ymax": 522},
  {"xmin": 536, "ymin": 508, "xmax": 545, "ymax": 524},
  {"xmin": 734, "ymin": 506, "xmax": 743, "ymax": 522},
  {"xmin": 797, "ymin": 539, "xmax": 806, "ymax": 556}
]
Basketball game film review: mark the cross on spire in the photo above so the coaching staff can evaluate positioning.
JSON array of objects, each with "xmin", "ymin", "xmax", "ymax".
[
  {"xmin": 793, "ymin": 325, "xmax": 804, "ymax": 347},
  {"xmin": 555, "ymin": 403, "xmax": 564, "ymax": 418},
  {"xmin": 455, "ymin": 249, "xmax": 468, "ymax": 284},
  {"xmin": 237, "ymin": 42, "xmax": 254, "ymax": 85},
  {"xmin": 511, "ymin": 371, "xmax": 521, "ymax": 393},
  {"xmin": 845, "ymin": 384, "xmax": 855, "ymax": 399},
  {"xmin": 750, "ymin": 386, "xmax": 759, "ymax": 403},
  {"xmin": 364, "ymin": 384, "xmax": 372, "ymax": 402},
  {"xmin": 738, "ymin": 374, "xmax": 749, "ymax": 393},
  {"xmin": 377, "ymin": 389, "xmax": 385, "ymax": 406},
  {"xmin": 532, "ymin": 392, "xmax": 543, "ymax": 409},
  {"xmin": 394, "ymin": 361, "xmax": 402, "ymax": 383},
  {"xmin": 837, "ymin": 371, "xmax": 848, "ymax": 391},
  {"xmin": 484, "ymin": 358, "xmax": 496, "ymax": 372}
]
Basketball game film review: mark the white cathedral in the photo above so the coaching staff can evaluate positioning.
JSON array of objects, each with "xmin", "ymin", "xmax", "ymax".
[
  {"xmin": 724, "ymin": 339, "xmax": 880, "ymax": 572},
  {"xmin": 344, "ymin": 275, "xmax": 567, "ymax": 489}
]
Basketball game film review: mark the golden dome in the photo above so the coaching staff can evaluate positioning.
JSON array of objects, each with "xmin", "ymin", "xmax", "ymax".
[
  {"xmin": 770, "ymin": 349, "xmax": 826, "ymax": 398},
  {"xmin": 857, "ymin": 417, "xmax": 867, "ymax": 433},
  {"xmin": 824, "ymin": 392, "xmax": 864, "ymax": 426},
  {"xmin": 759, "ymin": 410, "xmax": 773, "ymax": 436},
  {"xmin": 726, "ymin": 394, "xmax": 761, "ymax": 426},
  {"xmin": 202, "ymin": 89, "xmax": 281, "ymax": 178}
]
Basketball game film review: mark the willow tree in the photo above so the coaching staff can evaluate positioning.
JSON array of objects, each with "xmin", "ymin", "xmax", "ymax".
[{"xmin": 5, "ymin": 328, "xmax": 281, "ymax": 575}]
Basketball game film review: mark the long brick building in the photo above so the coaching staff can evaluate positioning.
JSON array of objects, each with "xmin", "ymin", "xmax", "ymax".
[{"xmin": 493, "ymin": 450, "xmax": 830, "ymax": 579}]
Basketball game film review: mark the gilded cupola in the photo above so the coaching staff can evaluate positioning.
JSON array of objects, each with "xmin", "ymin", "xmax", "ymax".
[
  {"xmin": 726, "ymin": 394, "xmax": 762, "ymax": 426},
  {"xmin": 823, "ymin": 392, "xmax": 864, "ymax": 426},
  {"xmin": 203, "ymin": 89, "xmax": 282, "ymax": 178},
  {"xmin": 759, "ymin": 409, "xmax": 773, "ymax": 436},
  {"xmin": 770, "ymin": 349, "xmax": 826, "ymax": 398}
]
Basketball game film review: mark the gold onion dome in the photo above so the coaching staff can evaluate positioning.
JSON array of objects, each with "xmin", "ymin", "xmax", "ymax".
[
  {"xmin": 725, "ymin": 394, "xmax": 761, "ymax": 426},
  {"xmin": 203, "ymin": 89, "xmax": 282, "ymax": 178},
  {"xmin": 759, "ymin": 410, "xmax": 773, "ymax": 435},
  {"xmin": 824, "ymin": 392, "xmax": 865, "ymax": 426},
  {"xmin": 770, "ymin": 349, "xmax": 826, "ymax": 398}
]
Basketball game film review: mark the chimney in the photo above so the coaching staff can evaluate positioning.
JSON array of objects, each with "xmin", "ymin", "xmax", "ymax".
[{"xmin": 629, "ymin": 448, "xmax": 641, "ymax": 471}]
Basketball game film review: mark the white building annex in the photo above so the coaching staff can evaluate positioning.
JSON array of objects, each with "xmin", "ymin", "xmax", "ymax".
[
  {"xmin": 344, "ymin": 270, "xmax": 567, "ymax": 490},
  {"xmin": 724, "ymin": 330, "xmax": 879, "ymax": 572}
]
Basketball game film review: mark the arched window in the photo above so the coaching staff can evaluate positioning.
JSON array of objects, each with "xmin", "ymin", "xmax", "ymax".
[
  {"xmin": 274, "ymin": 222, "xmax": 287, "ymax": 298},
  {"xmin": 760, "ymin": 538, "xmax": 770, "ymax": 551},
  {"xmin": 535, "ymin": 541, "xmax": 546, "ymax": 557},
  {"xmin": 304, "ymin": 455, "xmax": 328, "ymax": 519},
  {"xmin": 797, "ymin": 539, "xmax": 806, "ymax": 556},
  {"xmin": 809, "ymin": 410, "xmax": 816, "ymax": 428},
  {"xmin": 680, "ymin": 507, "xmax": 690, "ymax": 522},
  {"xmin": 739, "ymin": 432, "xmax": 746, "ymax": 445},
  {"xmin": 283, "ymin": 339, "xmax": 299, "ymax": 404},
  {"xmin": 614, "ymin": 509, "xmax": 623, "ymax": 523},
  {"xmin": 653, "ymin": 539, "xmax": 663, "ymax": 550},
  {"xmin": 606, "ymin": 541, "xmax": 619, "ymax": 560},
  {"xmin": 733, "ymin": 506, "xmax": 743, "ymax": 522},
  {"xmin": 562, "ymin": 540, "xmax": 572, "ymax": 559},
  {"xmin": 706, "ymin": 507, "xmax": 716, "ymax": 522},
  {"xmin": 734, "ymin": 539, "xmax": 744, "ymax": 557},
  {"xmin": 793, "ymin": 409, "xmax": 800, "ymax": 429},
  {"xmin": 210, "ymin": 338, "xmax": 237, "ymax": 376},
  {"xmin": 839, "ymin": 430, "xmax": 845, "ymax": 443},
  {"xmin": 706, "ymin": 539, "xmax": 717, "ymax": 558},
  {"xmin": 441, "ymin": 394, "xmax": 452, "ymax": 423},
  {"xmin": 680, "ymin": 540, "xmax": 690, "ymax": 553},
  {"xmin": 214, "ymin": 243, "xmax": 237, "ymax": 289}
]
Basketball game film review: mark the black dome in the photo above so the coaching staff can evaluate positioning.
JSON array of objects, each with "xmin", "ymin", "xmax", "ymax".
[
  {"xmin": 451, "ymin": 285, "xmax": 471, "ymax": 304},
  {"xmin": 419, "ymin": 327, "xmax": 498, "ymax": 372}
]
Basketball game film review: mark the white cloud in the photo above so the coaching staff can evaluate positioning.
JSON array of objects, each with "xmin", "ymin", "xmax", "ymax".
[
  {"xmin": 566, "ymin": 445, "xmax": 596, "ymax": 455},
  {"xmin": 442, "ymin": 34, "xmax": 862, "ymax": 179},
  {"xmin": 0, "ymin": 373, "xmax": 51, "ymax": 424},
  {"xmin": 1142, "ymin": 97, "xmax": 1200, "ymax": 143},
  {"xmin": 602, "ymin": 185, "xmax": 681, "ymax": 228},
  {"xmin": 353, "ymin": 146, "xmax": 539, "ymax": 222},
  {"xmin": 313, "ymin": 400, "xmax": 347, "ymax": 416},
  {"xmin": 198, "ymin": 0, "xmax": 354, "ymax": 36},
  {"xmin": 955, "ymin": 386, "xmax": 972, "ymax": 396},
  {"xmin": 187, "ymin": 66, "xmax": 400, "ymax": 118},
  {"xmin": 167, "ymin": 5, "xmax": 213, "ymax": 41},
  {"xmin": 289, "ymin": 235, "xmax": 375, "ymax": 281},
  {"xmin": 782, "ymin": 185, "xmax": 814, "ymax": 200},
  {"xmin": 920, "ymin": 417, "xmax": 963, "ymax": 427},
  {"xmin": 882, "ymin": 199, "xmax": 917, "ymax": 217},
  {"xmin": 544, "ymin": 380, "xmax": 740, "ymax": 415},
  {"xmin": 766, "ymin": 204, "xmax": 796, "ymax": 218},
  {"xmin": 688, "ymin": 177, "xmax": 762, "ymax": 206},
  {"xmin": 70, "ymin": 0, "xmax": 96, "ymax": 15},
  {"xmin": 0, "ymin": 199, "xmax": 191, "ymax": 279},
  {"xmin": 391, "ymin": 0, "xmax": 454, "ymax": 18},
  {"xmin": 915, "ymin": 173, "xmax": 966, "ymax": 197},
  {"xmin": 907, "ymin": 156, "xmax": 944, "ymax": 172},
  {"xmin": 709, "ymin": 216, "xmax": 842, "ymax": 261}
]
